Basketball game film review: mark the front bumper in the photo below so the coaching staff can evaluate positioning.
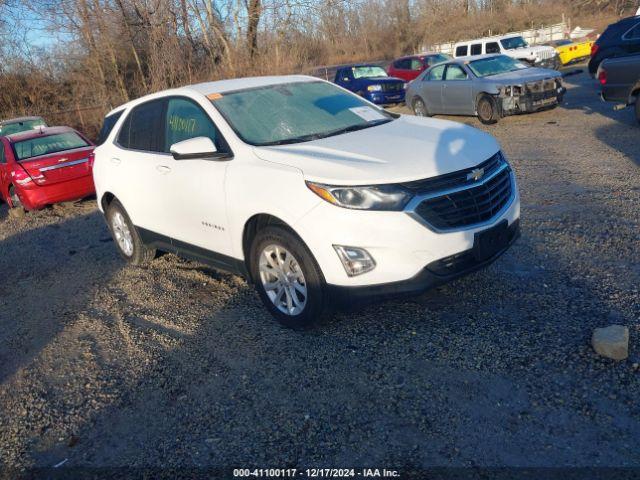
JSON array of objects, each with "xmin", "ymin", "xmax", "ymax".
[
  {"xmin": 328, "ymin": 219, "xmax": 520, "ymax": 304},
  {"xmin": 364, "ymin": 90, "xmax": 406, "ymax": 105},
  {"xmin": 500, "ymin": 87, "xmax": 565, "ymax": 115},
  {"xmin": 293, "ymin": 182, "xmax": 520, "ymax": 289}
]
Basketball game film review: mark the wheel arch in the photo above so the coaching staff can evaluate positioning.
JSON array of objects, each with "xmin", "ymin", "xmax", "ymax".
[
  {"xmin": 475, "ymin": 91, "xmax": 499, "ymax": 111},
  {"xmin": 241, "ymin": 213, "xmax": 309, "ymax": 283},
  {"xmin": 100, "ymin": 191, "xmax": 116, "ymax": 213},
  {"xmin": 629, "ymin": 81, "xmax": 640, "ymax": 105}
]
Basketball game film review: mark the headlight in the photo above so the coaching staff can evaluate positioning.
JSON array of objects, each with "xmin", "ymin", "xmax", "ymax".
[
  {"xmin": 367, "ymin": 85, "xmax": 382, "ymax": 92},
  {"xmin": 306, "ymin": 181, "xmax": 411, "ymax": 211}
]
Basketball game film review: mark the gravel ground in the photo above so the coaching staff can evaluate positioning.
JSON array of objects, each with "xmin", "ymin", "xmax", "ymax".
[{"xmin": 0, "ymin": 67, "xmax": 639, "ymax": 477}]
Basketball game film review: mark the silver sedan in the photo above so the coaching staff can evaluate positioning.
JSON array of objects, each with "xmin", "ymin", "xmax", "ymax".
[{"xmin": 405, "ymin": 54, "xmax": 565, "ymax": 124}]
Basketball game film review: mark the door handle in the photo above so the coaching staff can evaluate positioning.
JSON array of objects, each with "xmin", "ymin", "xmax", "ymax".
[
  {"xmin": 110, "ymin": 157, "xmax": 121, "ymax": 165},
  {"xmin": 156, "ymin": 165, "xmax": 171, "ymax": 174}
]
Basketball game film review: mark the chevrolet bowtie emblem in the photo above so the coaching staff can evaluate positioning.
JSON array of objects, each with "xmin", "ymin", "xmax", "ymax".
[{"xmin": 467, "ymin": 167, "xmax": 485, "ymax": 182}]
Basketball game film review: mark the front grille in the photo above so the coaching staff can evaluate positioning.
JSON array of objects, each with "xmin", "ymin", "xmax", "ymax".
[
  {"xmin": 409, "ymin": 153, "xmax": 513, "ymax": 230},
  {"xmin": 538, "ymin": 49, "xmax": 553, "ymax": 60},
  {"xmin": 381, "ymin": 83, "xmax": 403, "ymax": 92}
]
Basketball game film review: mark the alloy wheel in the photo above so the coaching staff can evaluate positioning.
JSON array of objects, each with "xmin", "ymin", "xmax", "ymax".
[
  {"xmin": 413, "ymin": 99, "xmax": 427, "ymax": 117},
  {"xmin": 112, "ymin": 211, "xmax": 134, "ymax": 257},
  {"xmin": 259, "ymin": 244, "xmax": 307, "ymax": 316}
]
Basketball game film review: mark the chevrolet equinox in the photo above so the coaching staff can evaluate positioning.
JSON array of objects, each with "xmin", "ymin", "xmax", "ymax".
[{"xmin": 93, "ymin": 75, "xmax": 520, "ymax": 327}]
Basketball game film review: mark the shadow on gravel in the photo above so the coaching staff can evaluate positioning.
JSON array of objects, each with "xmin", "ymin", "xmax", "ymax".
[
  {"xmin": 0, "ymin": 209, "xmax": 118, "ymax": 383},
  {"xmin": 560, "ymin": 69, "xmax": 640, "ymax": 167}
]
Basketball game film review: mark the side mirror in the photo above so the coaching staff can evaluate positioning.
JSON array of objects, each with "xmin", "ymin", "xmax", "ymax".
[{"xmin": 170, "ymin": 136, "xmax": 228, "ymax": 160}]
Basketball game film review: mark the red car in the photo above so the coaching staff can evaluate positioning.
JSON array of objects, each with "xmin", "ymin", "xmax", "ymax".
[
  {"xmin": 0, "ymin": 126, "xmax": 95, "ymax": 211},
  {"xmin": 387, "ymin": 52, "xmax": 451, "ymax": 82}
]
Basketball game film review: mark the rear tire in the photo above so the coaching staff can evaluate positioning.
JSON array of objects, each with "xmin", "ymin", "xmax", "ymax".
[
  {"xmin": 250, "ymin": 226, "xmax": 327, "ymax": 328},
  {"xmin": 477, "ymin": 94, "xmax": 500, "ymax": 125},
  {"xmin": 8, "ymin": 186, "xmax": 23, "ymax": 209},
  {"xmin": 106, "ymin": 199, "xmax": 156, "ymax": 266},
  {"xmin": 412, "ymin": 97, "xmax": 431, "ymax": 117}
]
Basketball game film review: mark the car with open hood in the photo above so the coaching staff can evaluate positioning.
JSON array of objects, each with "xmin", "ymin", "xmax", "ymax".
[
  {"xmin": 93, "ymin": 75, "xmax": 520, "ymax": 327},
  {"xmin": 406, "ymin": 54, "xmax": 565, "ymax": 124}
]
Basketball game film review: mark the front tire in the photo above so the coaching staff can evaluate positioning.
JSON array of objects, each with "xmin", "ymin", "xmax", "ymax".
[
  {"xmin": 412, "ymin": 97, "xmax": 430, "ymax": 117},
  {"xmin": 477, "ymin": 94, "xmax": 500, "ymax": 125},
  {"xmin": 250, "ymin": 226, "xmax": 327, "ymax": 328},
  {"xmin": 106, "ymin": 199, "xmax": 156, "ymax": 266}
]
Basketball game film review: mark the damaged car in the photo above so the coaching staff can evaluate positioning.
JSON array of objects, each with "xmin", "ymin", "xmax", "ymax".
[{"xmin": 406, "ymin": 54, "xmax": 565, "ymax": 124}]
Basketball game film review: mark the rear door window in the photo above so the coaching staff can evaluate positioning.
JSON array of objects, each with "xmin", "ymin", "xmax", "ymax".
[
  {"xmin": 486, "ymin": 42, "xmax": 500, "ymax": 53},
  {"xmin": 164, "ymin": 98, "xmax": 225, "ymax": 153},
  {"xmin": 410, "ymin": 59, "xmax": 423, "ymax": 70},
  {"xmin": 623, "ymin": 22, "xmax": 640, "ymax": 40},
  {"xmin": 97, "ymin": 110, "xmax": 123, "ymax": 145},
  {"xmin": 117, "ymin": 99, "xmax": 165, "ymax": 152},
  {"xmin": 394, "ymin": 59, "xmax": 411, "ymax": 69},
  {"xmin": 428, "ymin": 64, "xmax": 446, "ymax": 80},
  {"xmin": 445, "ymin": 64, "xmax": 468, "ymax": 80},
  {"xmin": 470, "ymin": 43, "xmax": 482, "ymax": 55},
  {"xmin": 455, "ymin": 45, "xmax": 468, "ymax": 56}
]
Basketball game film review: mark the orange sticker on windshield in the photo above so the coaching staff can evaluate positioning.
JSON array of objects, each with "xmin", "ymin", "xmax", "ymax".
[{"xmin": 207, "ymin": 93, "xmax": 223, "ymax": 100}]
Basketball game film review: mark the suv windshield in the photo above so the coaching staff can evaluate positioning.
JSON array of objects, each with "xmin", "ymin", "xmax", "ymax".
[
  {"xmin": 0, "ymin": 118, "xmax": 46, "ymax": 136},
  {"xmin": 13, "ymin": 132, "xmax": 89, "ymax": 161},
  {"xmin": 500, "ymin": 36, "xmax": 528, "ymax": 50},
  {"xmin": 352, "ymin": 66, "xmax": 388, "ymax": 79},
  {"xmin": 212, "ymin": 81, "xmax": 393, "ymax": 146},
  {"xmin": 468, "ymin": 55, "xmax": 529, "ymax": 77}
]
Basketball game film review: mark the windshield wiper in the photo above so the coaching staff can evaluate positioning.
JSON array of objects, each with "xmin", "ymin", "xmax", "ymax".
[
  {"xmin": 261, "ymin": 119, "xmax": 392, "ymax": 146},
  {"xmin": 261, "ymin": 132, "xmax": 327, "ymax": 146},
  {"xmin": 315, "ymin": 119, "xmax": 392, "ymax": 140}
]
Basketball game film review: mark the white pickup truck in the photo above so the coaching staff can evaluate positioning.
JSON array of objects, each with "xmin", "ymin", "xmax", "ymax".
[{"xmin": 453, "ymin": 34, "xmax": 560, "ymax": 69}]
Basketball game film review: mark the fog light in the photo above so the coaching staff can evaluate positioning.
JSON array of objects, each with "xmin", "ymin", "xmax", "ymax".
[{"xmin": 333, "ymin": 245, "xmax": 376, "ymax": 276}]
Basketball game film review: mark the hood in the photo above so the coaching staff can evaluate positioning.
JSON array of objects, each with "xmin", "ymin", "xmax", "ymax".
[
  {"xmin": 509, "ymin": 44, "xmax": 556, "ymax": 54},
  {"xmin": 487, "ymin": 67, "xmax": 561, "ymax": 83},
  {"xmin": 252, "ymin": 115, "xmax": 500, "ymax": 185}
]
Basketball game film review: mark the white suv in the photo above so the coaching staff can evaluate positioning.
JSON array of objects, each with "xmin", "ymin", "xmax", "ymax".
[
  {"xmin": 453, "ymin": 35, "xmax": 559, "ymax": 69},
  {"xmin": 93, "ymin": 75, "xmax": 520, "ymax": 327}
]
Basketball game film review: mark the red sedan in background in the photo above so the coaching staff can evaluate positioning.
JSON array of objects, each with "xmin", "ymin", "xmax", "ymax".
[
  {"xmin": 0, "ymin": 126, "xmax": 95, "ymax": 211},
  {"xmin": 387, "ymin": 52, "xmax": 451, "ymax": 82}
]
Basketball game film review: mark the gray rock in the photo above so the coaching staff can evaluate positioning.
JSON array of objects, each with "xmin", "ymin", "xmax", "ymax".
[{"xmin": 592, "ymin": 325, "xmax": 629, "ymax": 361}]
